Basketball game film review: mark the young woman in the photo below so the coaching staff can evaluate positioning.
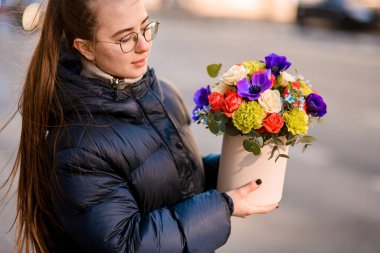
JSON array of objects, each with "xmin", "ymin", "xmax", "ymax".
[{"xmin": 4, "ymin": 0, "xmax": 278, "ymax": 252}]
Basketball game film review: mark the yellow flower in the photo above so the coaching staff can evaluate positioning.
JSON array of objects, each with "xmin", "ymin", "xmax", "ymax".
[
  {"xmin": 232, "ymin": 101, "xmax": 266, "ymax": 134},
  {"xmin": 283, "ymin": 109, "xmax": 309, "ymax": 135},
  {"xmin": 242, "ymin": 61, "xmax": 266, "ymax": 73},
  {"xmin": 300, "ymin": 82, "xmax": 313, "ymax": 96}
]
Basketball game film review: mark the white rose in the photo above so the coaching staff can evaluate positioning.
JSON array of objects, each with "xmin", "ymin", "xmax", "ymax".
[
  {"xmin": 220, "ymin": 65, "xmax": 249, "ymax": 86},
  {"xmin": 280, "ymin": 71, "xmax": 296, "ymax": 87},
  {"xmin": 258, "ymin": 90, "xmax": 282, "ymax": 113},
  {"xmin": 210, "ymin": 82, "xmax": 231, "ymax": 94}
]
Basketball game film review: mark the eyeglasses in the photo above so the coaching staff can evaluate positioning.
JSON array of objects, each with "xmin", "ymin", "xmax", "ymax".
[{"xmin": 96, "ymin": 20, "xmax": 160, "ymax": 53}]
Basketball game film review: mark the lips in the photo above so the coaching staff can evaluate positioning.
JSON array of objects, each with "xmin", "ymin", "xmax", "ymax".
[
  {"xmin": 131, "ymin": 57, "xmax": 147, "ymax": 68},
  {"xmin": 132, "ymin": 58, "xmax": 145, "ymax": 64}
]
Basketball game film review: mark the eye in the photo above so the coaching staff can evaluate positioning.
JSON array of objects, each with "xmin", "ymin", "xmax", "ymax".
[
  {"xmin": 120, "ymin": 34, "xmax": 132, "ymax": 43},
  {"xmin": 142, "ymin": 21, "xmax": 151, "ymax": 30}
]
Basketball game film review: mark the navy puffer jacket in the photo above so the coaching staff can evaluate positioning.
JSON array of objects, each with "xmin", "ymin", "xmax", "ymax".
[{"xmin": 45, "ymin": 51, "xmax": 232, "ymax": 253}]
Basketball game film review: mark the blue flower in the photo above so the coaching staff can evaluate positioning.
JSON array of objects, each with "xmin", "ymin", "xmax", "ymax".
[
  {"xmin": 265, "ymin": 53, "xmax": 291, "ymax": 77},
  {"xmin": 192, "ymin": 105, "xmax": 211, "ymax": 122},
  {"xmin": 237, "ymin": 70, "xmax": 272, "ymax": 100},
  {"xmin": 283, "ymin": 94, "xmax": 295, "ymax": 104},
  {"xmin": 193, "ymin": 85, "xmax": 211, "ymax": 108},
  {"xmin": 192, "ymin": 106, "xmax": 201, "ymax": 121}
]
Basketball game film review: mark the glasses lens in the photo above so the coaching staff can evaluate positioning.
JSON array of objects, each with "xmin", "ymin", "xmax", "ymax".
[
  {"xmin": 119, "ymin": 21, "xmax": 159, "ymax": 53},
  {"xmin": 144, "ymin": 21, "xmax": 159, "ymax": 42},
  {"xmin": 120, "ymin": 33, "xmax": 137, "ymax": 53}
]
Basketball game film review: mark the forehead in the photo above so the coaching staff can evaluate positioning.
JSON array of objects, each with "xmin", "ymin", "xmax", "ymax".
[{"xmin": 95, "ymin": 0, "xmax": 148, "ymax": 34}]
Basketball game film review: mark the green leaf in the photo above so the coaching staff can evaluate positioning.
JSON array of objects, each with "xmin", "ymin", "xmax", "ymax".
[
  {"xmin": 218, "ymin": 120, "xmax": 226, "ymax": 133},
  {"xmin": 243, "ymin": 140, "xmax": 261, "ymax": 155},
  {"xmin": 273, "ymin": 135, "xmax": 285, "ymax": 146},
  {"xmin": 268, "ymin": 146, "xmax": 279, "ymax": 160},
  {"xmin": 247, "ymin": 130, "xmax": 261, "ymax": 139},
  {"xmin": 213, "ymin": 111, "xmax": 224, "ymax": 121},
  {"xmin": 286, "ymin": 137, "xmax": 296, "ymax": 146},
  {"xmin": 288, "ymin": 81, "xmax": 293, "ymax": 91},
  {"xmin": 207, "ymin": 64, "xmax": 222, "ymax": 78},
  {"xmin": 225, "ymin": 123, "xmax": 240, "ymax": 136},
  {"xmin": 291, "ymin": 139, "xmax": 297, "ymax": 147},
  {"xmin": 254, "ymin": 137, "xmax": 264, "ymax": 147},
  {"xmin": 243, "ymin": 139, "xmax": 253, "ymax": 152},
  {"xmin": 208, "ymin": 120, "xmax": 219, "ymax": 134},
  {"xmin": 286, "ymin": 131, "xmax": 294, "ymax": 141},
  {"xmin": 207, "ymin": 112, "xmax": 215, "ymax": 121},
  {"xmin": 280, "ymin": 154, "xmax": 290, "ymax": 159},
  {"xmin": 301, "ymin": 135, "xmax": 317, "ymax": 144},
  {"xmin": 251, "ymin": 141, "xmax": 261, "ymax": 156},
  {"xmin": 302, "ymin": 144, "xmax": 311, "ymax": 153},
  {"xmin": 275, "ymin": 154, "xmax": 290, "ymax": 163}
]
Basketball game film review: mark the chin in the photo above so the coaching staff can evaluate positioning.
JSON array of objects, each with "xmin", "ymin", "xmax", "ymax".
[{"xmin": 129, "ymin": 65, "xmax": 148, "ymax": 79}]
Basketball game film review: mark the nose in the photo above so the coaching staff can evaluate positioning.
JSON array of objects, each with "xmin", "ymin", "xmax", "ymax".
[{"xmin": 135, "ymin": 34, "xmax": 150, "ymax": 53}]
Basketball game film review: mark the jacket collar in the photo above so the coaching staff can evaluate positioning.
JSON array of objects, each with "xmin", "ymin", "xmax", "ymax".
[
  {"xmin": 80, "ymin": 57, "xmax": 144, "ymax": 90},
  {"xmin": 55, "ymin": 49, "xmax": 158, "ymax": 119}
]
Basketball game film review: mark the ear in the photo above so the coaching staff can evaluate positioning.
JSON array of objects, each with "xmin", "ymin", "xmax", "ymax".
[{"xmin": 73, "ymin": 38, "xmax": 95, "ymax": 61}]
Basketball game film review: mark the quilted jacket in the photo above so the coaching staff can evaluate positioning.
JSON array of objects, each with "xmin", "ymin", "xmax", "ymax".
[{"xmin": 44, "ymin": 51, "xmax": 232, "ymax": 253}]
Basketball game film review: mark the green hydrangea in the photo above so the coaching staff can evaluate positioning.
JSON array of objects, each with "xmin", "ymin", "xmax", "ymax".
[
  {"xmin": 242, "ymin": 61, "xmax": 266, "ymax": 73},
  {"xmin": 283, "ymin": 108, "xmax": 309, "ymax": 135},
  {"xmin": 232, "ymin": 101, "xmax": 266, "ymax": 134}
]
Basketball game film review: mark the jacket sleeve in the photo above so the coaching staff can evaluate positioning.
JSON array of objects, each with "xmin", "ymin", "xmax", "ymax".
[
  {"xmin": 202, "ymin": 154, "xmax": 220, "ymax": 190},
  {"xmin": 54, "ymin": 148, "xmax": 231, "ymax": 253}
]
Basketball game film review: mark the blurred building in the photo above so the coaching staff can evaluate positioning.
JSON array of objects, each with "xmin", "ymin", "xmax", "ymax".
[
  {"xmin": 144, "ymin": 0, "xmax": 299, "ymax": 22},
  {"xmin": 144, "ymin": 0, "xmax": 380, "ymax": 29}
]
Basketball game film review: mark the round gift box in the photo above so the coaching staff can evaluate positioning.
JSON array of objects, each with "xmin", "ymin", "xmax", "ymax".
[{"xmin": 217, "ymin": 134, "xmax": 289, "ymax": 205}]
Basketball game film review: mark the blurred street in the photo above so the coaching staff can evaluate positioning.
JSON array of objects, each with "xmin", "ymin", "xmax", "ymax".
[{"xmin": 1, "ymin": 5, "xmax": 380, "ymax": 253}]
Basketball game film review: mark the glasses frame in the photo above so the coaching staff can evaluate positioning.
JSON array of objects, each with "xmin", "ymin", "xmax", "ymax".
[{"xmin": 96, "ymin": 20, "xmax": 160, "ymax": 53}]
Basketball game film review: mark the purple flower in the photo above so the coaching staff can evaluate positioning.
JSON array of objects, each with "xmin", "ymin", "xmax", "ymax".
[
  {"xmin": 193, "ymin": 86, "xmax": 211, "ymax": 107},
  {"xmin": 237, "ymin": 70, "xmax": 272, "ymax": 100},
  {"xmin": 306, "ymin": 93, "xmax": 327, "ymax": 117},
  {"xmin": 265, "ymin": 53, "xmax": 291, "ymax": 77}
]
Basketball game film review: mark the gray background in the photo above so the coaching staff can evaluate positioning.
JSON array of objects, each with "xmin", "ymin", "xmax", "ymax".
[{"xmin": 1, "ymin": 6, "xmax": 380, "ymax": 253}]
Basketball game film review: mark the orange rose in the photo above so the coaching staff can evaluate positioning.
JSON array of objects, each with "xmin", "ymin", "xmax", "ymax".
[
  {"xmin": 293, "ymin": 81, "xmax": 300, "ymax": 89},
  {"xmin": 263, "ymin": 113, "xmax": 284, "ymax": 133},
  {"xmin": 208, "ymin": 92, "xmax": 225, "ymax": 111},
  {"xmin": 223, "ymin": 91, "xmax": 243, "ymax": 118}
]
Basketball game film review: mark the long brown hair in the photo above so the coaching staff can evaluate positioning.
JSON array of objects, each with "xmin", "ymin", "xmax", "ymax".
[{"xmin": 1, "ymin": 1, "xmax": 98, "ymax": 252}]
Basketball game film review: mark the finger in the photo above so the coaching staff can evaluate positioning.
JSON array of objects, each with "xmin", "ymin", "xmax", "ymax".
[
  {"xmin": 252, "ymin": 203, "xmax": 279, "ymax": 214},
  {"xmin": 239, "ymin": 179, "xmax": 262, "ymax": 196}
]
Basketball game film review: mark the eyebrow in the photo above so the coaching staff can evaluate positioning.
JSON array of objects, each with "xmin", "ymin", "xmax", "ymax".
[{"xmin": 111, "ymin": 16, "xmax": 150, "ymax": 38}]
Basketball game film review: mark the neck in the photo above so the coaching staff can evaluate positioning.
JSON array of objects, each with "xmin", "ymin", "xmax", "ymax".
[{"xmin": 80, "ymin": 58, "xmax": 144, "ymax": 90}]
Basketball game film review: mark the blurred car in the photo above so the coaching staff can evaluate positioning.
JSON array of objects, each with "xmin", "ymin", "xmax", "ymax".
[{"xmin": 296, "ymin": 0, "xmax": 379, "ymax": 29}]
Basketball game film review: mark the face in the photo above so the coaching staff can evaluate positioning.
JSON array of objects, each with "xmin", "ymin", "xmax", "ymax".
[{"xmin": 91, "ymin": 0, "xmax": 152, "ymax": 79}]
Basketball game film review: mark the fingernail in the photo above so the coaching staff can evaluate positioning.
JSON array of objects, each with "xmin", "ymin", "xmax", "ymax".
[{"xmin": 255, "ymin": 179, "xmax": 262, "ymax": 185}]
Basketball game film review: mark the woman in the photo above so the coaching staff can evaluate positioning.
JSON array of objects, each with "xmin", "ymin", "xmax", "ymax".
[{"xmin": 4, "ymin": 0, "xmax": 278, "ymax": 252}]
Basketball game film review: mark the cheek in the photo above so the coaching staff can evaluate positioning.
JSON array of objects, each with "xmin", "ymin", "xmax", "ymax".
[
  {"xmin": 96, "ymin": 45, "xmax": 130, "ymax": 64},
  {"xmin": 94, "ymin": 45, "xmax": 133, "ymax": 74}
]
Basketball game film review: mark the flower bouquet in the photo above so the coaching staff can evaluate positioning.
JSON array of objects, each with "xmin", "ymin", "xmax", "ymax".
[{"xmin": 192, "ymin": 53, "xmax": 327, "ymax": 205}]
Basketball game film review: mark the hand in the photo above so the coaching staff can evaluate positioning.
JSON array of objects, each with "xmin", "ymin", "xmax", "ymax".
[{"xmin": 225, "ymin": 179, "xmax": 278, "ymax": 218}]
